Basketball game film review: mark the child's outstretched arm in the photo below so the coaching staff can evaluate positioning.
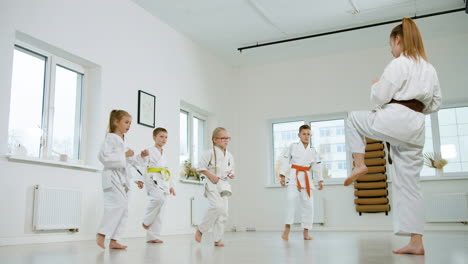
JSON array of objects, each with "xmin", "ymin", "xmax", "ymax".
[
  {"xmin": 279, "ymin": 145, "xmax": 292, "ymax": 187},
  {"xmin": 200, "ymin": 170, "xmax": 220, "ymax": 184},
  {"xmin": 197, "ymin": 150, "xmax": 220, "ymax": 184},
  {"xmin": 227, "ymin": 155, "xmax": 235, "ymax": 179},
  {"xmin": 312, "ymin": 149, "xmax": 324, "ymax": 190},
  {"xmin": 137, "ymin": 181, "xmax": 144, "ymax": 189},
  {"xmin": 169, "ymin": 170, "xmax": 176, "ymax": 195}
]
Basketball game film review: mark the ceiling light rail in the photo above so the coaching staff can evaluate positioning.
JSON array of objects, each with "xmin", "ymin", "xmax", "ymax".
[{"xmin": 237, "ymin": 7, "xmax": 466, "ymax": 53}]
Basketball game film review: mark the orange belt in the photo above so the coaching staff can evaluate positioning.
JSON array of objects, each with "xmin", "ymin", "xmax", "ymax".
[{"xmin": 291, "ymin": 164, "xmax": 311, "ymax": 197}]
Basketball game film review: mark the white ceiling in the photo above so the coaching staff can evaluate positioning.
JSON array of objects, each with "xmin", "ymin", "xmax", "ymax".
[{"xmin": 132, "ymin": 0, "xmax": 467, "ymax": 65}]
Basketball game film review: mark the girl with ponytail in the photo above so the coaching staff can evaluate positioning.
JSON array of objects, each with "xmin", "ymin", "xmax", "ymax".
[
  {"xmin": 194, "ymin": 127, "xmax": 235, "ymax": 247},
  {"xmin": 344, "ymin": 18, "xmax": 442, "ymax": 255},
  {"xmin": 96, "ymin": 110, "xmax": 141, "ymax": 249}
]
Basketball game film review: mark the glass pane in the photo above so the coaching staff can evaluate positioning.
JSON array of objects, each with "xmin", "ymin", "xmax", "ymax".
[
  {"xmin": 421, "ymin": 115, "xmax": 436, "ymax": 176},
  {"xmin": 310, "ymin": 119, "xmax": 346, "ymax": 178},
  {"xmin": 438, "ymin": 107, "xmax": 468, "ymax": 173},
  {"xmin": 51, "ymin": 65, "xmax": 83, "ymax": 160},
  {"xmin": 179, "ymin": 110, "xmax": 189, "ymax": 164},
  {"xmin": 192, "ymin": 117, "xmax": 206, "ymax": 166},
  {"xmin": 8, "ymin": 47, "xmax": 46, "ymax": 158},
  {"xmin": 272, "ymin": 121, "xmax": 304, "ymax": 164}
]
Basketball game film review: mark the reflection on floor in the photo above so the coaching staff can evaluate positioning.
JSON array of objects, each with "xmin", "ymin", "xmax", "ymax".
[{"xmin": 1, "ymin": 231, "xmax": 467, "ymax": 264}]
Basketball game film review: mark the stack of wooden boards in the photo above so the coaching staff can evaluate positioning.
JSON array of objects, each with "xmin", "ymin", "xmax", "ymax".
[{"xmin": 354, "ymin": 138, "xmax": 391, "ymax": 216}]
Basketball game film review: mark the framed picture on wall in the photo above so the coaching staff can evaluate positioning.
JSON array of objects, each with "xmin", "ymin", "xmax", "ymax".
[{"xmin": 137, "ymin": 90, "xmax": 156, "ymax": 128}]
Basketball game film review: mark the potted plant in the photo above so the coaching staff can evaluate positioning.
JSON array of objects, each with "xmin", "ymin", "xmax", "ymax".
[{"xmin": 181, "ymin": 160, "xmax": 203, "ymax": 181}]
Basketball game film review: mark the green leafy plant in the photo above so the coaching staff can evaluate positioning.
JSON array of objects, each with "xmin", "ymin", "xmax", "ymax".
[{"xmin": 181, "ymin": 160, "xmax": 202, "ymax": 180}]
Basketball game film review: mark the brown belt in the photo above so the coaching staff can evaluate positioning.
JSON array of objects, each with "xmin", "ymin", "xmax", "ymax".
[{"xmin": 389, "ymin": 99, "xmax": 424, "ymax": 113}]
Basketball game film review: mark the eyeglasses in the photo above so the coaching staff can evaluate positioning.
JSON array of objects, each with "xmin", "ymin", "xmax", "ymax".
[{"xmin": 215, "ymin": 137, "xmax": 231, "ymax": 141}]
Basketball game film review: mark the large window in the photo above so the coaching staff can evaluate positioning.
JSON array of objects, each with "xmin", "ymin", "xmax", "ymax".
[
  {"xmin": 269, "ymin": 106, "xmax": 468, "ymax": 185},
  {"xmin": 310, "ymin": 119, "xmax": 347, "ymax": 179},
  {"xmin": 8, "ymin": 44, "xmax": 84, "ymax": 160},
  {"xmin": 421, "ymin": 115, "xmax": 435, "ymax": 176},
  {"xmin": 438, "ymin": 107, "xmax": 468, "ymax": 173},
  {"xmin": 272, "ymin": 121, "xmax": 304, "ymax": 164},
  {"xmin": 420, "ymin": 106, "xmax": 468, "ymax": 177},
  {"xmin": 179, "ymin": 110, "xmax": 190, "ymax": 163},
  {"xmin": 271, "ymin": 116, "xmax": 347, "ymax": 184},
  {"xmin": 179, "ymin": 105, "xmax": 207, "ymax": 167}
]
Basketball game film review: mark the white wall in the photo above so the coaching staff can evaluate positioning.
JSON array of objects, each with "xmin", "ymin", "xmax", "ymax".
[
  {"xmin": 1, "ymin": 0, "xmax": 468, "ymax": 246},
  {"xmin": 0, "ymin": 0, "xmax": 236, "ymax": 245},
  {"xmin": 229, "ymin": 14, "xmax": 468, "ymax": 232}
]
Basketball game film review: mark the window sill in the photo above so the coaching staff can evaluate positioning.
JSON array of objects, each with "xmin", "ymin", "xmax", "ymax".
[
  {"xmin": 264, "ymin": 175, "xmax": 468, "ymax": 188},
  {"xmin": 179, "ymin": 178, "xmax": 204, "ymax": 185},
  {"xmin": 265, "ymin": 180, "xmax": 344, "ymax": 188},
  {"xmin": 420, "ymin": 175, "xmax": 468, "ymax": 181},
  {"xmin": 5, "ymin": 155, "xmax": 100, "ymax": 172}
]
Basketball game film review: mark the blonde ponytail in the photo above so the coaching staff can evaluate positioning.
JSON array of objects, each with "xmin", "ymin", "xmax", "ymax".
[{"xmin": 390, "ymin": 17, "xmax": 428, "ymax": 61}]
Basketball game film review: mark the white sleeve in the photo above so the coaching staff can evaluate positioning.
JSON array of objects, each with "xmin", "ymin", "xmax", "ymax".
[
  {"xmin": 370, "ymin": 59, "xmax": 405, "ymax": 107},
  {"xmin": 311, "ymin": 149, "xmax": 323, "ymax": 181},
  {"xmin": 125, "ymin": 153, "xmax": 138, "ymax": 167},
  {"xmin": 134, "ymin": 152, "xmax": 149, "ymax": 167},
  {"xmin": 197, "ymin": 151, "xmax": 211, "ymax": 172},
  {"xmin": 279, "ymin": 145, "xmax": 292, "ymax": 176},
  {"xmin": 132, "ymin": 149, "xmax": 149, "ymax": 183},
  {"xmin": 132, "ymin": 166, "xmax": 145, "ymax": 183},
  {"xmin": 169, "ymin": 172, "xmax": 176, "ymax": 189},
  {"xmin": 98, "ymin": 136, "xmax": 126, "ymax": 169},
  {"xmin": 423, "ymin": 71, "xmax": 442, "ymax": 114}
]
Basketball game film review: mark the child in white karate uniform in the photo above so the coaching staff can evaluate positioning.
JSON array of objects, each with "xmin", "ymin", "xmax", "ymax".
[
  {"xmin": 135, "ymin": 127, "xmax": 176, "ymax": 243},
  {"xmin": 96, "ymin": 110, "xmax": 143, "ymax": 250},
  {"xmin": 194, "ymin": 127, "xmax": 235, "ymax": 247},
  {"xmin": 344, "ymin": 18, "xmax": 441, "ymax": 255},
  {"xmin": 279, "ymin": 124, "xmax": 324, "ymax": 241}
]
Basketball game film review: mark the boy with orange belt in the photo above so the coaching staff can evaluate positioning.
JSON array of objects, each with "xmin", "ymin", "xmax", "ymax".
[{"xmin": 279, "ymin": 124, "xmax": 324, "ymax": 241}]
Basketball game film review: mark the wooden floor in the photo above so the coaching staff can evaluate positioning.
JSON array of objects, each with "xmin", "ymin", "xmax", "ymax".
[{"xmin": 0, "ymin": 231, "xmax": 467, "ymax": 264}]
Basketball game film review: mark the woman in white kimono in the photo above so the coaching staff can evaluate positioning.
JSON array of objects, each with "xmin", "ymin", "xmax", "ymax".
[
  {"xmin": 96, "ymin": 110, "xmax": 141, "ymax": 250},
  {"xmin": 279, "ymin": 124, "xmax": 324, "ymax": 241},
  {"xmin": 344, "ymin": 18, "xmax": 441, "ymax": 255},
  {"xmin": 135, "ymin": 127, "xmax": 176, "ymax": 243},
  {"xmin": 194, "ymin": 127, "xmax": 235, "ymax": 247}
]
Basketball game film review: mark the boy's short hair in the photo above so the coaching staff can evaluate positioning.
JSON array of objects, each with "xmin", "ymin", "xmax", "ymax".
[
  {"xmin": 299, "ymin": 124, "xmax": 311, "ymax": 132},
  {"xmin": 153, "ymin": 127, "xmax": 167, "ymax": 136}
]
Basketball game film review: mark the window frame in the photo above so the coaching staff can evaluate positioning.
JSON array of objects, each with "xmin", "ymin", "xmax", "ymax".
[
  {"xmin": 179, "ymin": 103, "xmax": 208, "ymax": 167},
  {"xmin": 9, "ymin": 41, "xmax": 86, "ymax": 161},
  {"xmin": 267, "ymin": 104, "xmax": 468, "ymax": 187},
  {"xmin": 423, "ymin": 103, "xmax": 468, "ymax": 179}
]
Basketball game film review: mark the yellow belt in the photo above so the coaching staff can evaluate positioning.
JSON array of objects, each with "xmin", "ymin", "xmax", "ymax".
[{"xmin": 147, "ymin": 168, "xmax": 171, "ymax": 181}]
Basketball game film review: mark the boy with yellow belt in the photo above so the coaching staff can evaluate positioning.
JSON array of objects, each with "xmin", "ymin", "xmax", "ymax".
[{"xmin": 136, "ymin": 127, "xmax": 176, "ymax": 243}]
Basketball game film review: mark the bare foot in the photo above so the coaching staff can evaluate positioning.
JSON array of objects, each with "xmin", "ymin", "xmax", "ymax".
[
  {"xmin": 96, "ymin": 234, "xmax": 106, "ymax": 249},
  {"xmin": 147, "ymin": 239, "xmax": 164, "ymax": 243},
  {"xmin": 281, "ymin": 230, "xmax": 289, "ymax": 241},
  {"xmin": 214, "ymin": 241, "xmax": 225, "ymax": 247},
  {"xmin": 344, "ymin": 166, "xmax": 368, "ymax": 186},
  {"xmin": 142, "ymin": 223, "xmax": 150, "ymax": 230},
  {"xmin": 109, "ymin": 240, "xmax": 127, "ymax": 250},
  {"xmin": 303, "ymin": 235, "xmax": 314, "ymax": 240},
  {"xmin": 392, "ymin": 244, "xmax": 425, "ymax": 255},
  {"xmin": 195, "ymin": 229, "xmax": 202, "ymax": 243}
]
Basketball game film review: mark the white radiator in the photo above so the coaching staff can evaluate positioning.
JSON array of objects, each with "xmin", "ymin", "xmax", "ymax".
[
  {"xmin": 294, "ymin": 196, "xmax": 325, "ymax": 224},
  {"xmin": 33, "ymin": 185, "xmax": 82, "ymax": 231},
  {"xmin": 425, "ymin": 193, "xmax": 468, "ymax": 223},
  {"xmin": 191, "ymin": 196, "xmax": 210, "ymax": 226}
]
